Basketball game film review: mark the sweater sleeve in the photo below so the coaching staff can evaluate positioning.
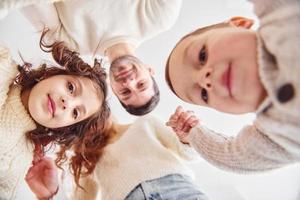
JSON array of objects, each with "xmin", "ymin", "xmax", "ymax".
[
  {"xmin": 72, "ymin": 173, "xmax": 99, "ymax": 200},
  {"xmin": 0, "ymin": 0, "xmax": 63, "ymax": 19},
  {"xmin": 0, "ymin": 45, "xmax": 18, "ymax": 108},
  {"xmin": 150, "ymin": 116, "xmax": 198, "ymax": 161},
  {"xmin": 142, "ymin": 0, "xmax": 182, "ymax": 32},
  {"xmin": 187, "ymin": 124, "xmax": 296, "ymax": 173},
  {"xmin": 20, "ymin": 2, "xmax": 78, "ymax": 50}
]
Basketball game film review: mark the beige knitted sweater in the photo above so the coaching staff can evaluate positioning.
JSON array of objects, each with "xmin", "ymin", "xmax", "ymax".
[
  {"xmin": 187, "ymin": 0, "xmax": 300, "ymax": 173},
  {"xmin": 72, "ymin": 116, "xmax": 196, "ymax": 200},
  {"xmin": 21, "ymin": 0, "xmax": 182, "ymax": 55},
  {"xmin": 0, "ymin": 46, "xmax": 36, "ymax": 199}
]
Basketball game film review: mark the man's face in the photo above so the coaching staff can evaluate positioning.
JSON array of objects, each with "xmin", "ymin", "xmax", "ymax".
[
  {"xmin": 168, "ymin": 26, "xmax": 266, "ymax": 114},
  {"xmin": 109, "ymin": 55, "xmax": 155, "ymax": 107}
]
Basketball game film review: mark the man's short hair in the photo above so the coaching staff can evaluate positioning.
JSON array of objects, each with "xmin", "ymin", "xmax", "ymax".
[{"xmin": 120, "ymin": 76, "xmax": 160, "ymax": 116}]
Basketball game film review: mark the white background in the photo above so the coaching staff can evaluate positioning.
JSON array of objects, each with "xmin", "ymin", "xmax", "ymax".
[{"xmin": 1, "ymin": 1, "xmax": 300, "ymax": 199}]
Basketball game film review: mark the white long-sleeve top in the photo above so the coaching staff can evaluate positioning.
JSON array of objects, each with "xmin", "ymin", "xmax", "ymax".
[
  {"xmin": 21, "ymin": 0, "xmax": 182, "ymax": 55},
  {"xmin": 0, "ymin": 46, "xmax": 36, "ymax": 199},
  {"xmin": 187, "ymin": 0, "xmax": 300, "ymax": 173},
  {"xmin": 72, "ymin": 115, "xmax": 196, "ymax": 200},
  {"xmin": 0, "ymin": 0, "xmax": 63, "ymax": 19}
]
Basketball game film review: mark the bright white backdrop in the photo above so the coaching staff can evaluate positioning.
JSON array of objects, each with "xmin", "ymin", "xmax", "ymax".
[{"xmin": 0, "ymin": 1, "xmax": 299, "ymax": 200}]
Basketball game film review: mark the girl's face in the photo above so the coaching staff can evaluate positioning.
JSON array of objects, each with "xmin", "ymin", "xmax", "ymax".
[
  {"xmin": 27, "ymin": 75, "xmax": 102, "ymax": 128},
  {"xmin": 168, "ymin": 26, "xmax": 266, "ymax": 114}
]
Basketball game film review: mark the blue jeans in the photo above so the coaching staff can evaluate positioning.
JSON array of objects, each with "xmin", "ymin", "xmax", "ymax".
[{"xmin": 124, "ymin": 174, "xmax": 209, "ymax": 200}]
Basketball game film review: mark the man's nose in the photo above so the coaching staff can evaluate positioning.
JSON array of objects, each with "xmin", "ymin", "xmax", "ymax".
[
  {"xmin": 121, "ymin": 77, "xmax": 135, "ymax": 87},
  {"xmin": 198, "ymin": 67, "xmax": 212, "ymax": 91}
]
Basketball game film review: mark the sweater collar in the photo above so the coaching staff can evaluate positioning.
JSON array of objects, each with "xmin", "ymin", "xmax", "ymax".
[{"xmin": 255, "ymin": 33, "xmax": 272, "ymax": 114}]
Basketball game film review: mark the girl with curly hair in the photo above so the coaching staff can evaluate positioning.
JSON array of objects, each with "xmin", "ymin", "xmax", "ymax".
[{"xmin": 0, "ymin": 32, "xmax": 111, "ymax": 199}]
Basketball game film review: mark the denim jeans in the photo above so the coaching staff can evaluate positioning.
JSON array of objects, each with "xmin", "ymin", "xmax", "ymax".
[{"xmin": 124, "ymin": 174, "xmax": 209, "ymax": 200}]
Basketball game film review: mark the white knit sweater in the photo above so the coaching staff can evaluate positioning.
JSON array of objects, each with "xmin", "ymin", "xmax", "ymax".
[
  {"xmin": 72, "ymin": 115, "xmax": 196, "ymax": 200},
  {"xmin": 0, "ymin": 0, "xmax": 63, "ymax": 19},
  {"xmin": 0, "ymin": 46, "xmax": 36, "ymax": 199},
  {"xmin": 187, "ymin": 0, "xmax": 300, "ymax": 173},
  {"xmin": 21, "ymin": 0, "xmax": 182, "ymax": 55}
]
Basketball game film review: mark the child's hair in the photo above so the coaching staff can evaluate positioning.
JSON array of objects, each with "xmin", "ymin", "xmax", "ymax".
[
  {"xmin": 15, "ymin": 30, "xmax": 111, "ymax": 188},
  {"xmin": 165, "ymin": 22, "xmax": 229, "ymax": 96}
]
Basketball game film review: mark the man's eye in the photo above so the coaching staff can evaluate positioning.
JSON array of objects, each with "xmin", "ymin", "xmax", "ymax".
[
  {"xmin": 201, "ymin": 88, "xmax": 208, "ymax": 103},
  {"xmin": 138, "ymin": 82, "xmax": 145, "ymax": 89},
  {"xmin": 199, "ymin": 46, "xmax": 207, "ymax": 65},
  {"xmin": 73, "ymin": 109, "xmax": 79, "ymax": 119},
  {"xmin": 68, "ymin": 82, "xmax": 75, "ymax": 94}
]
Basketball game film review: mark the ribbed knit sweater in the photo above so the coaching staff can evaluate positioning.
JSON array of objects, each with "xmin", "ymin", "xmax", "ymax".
[
  {"xmin": 0, "ymin": 46, "xmax": 36, "ymax": 199},
  {"xmin": 72, "ymin": 116, "xmax": 196, "ymax": 200}
]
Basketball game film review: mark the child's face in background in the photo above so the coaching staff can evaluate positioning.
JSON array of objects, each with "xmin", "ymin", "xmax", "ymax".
[
  {"xmin": 168, "ymin": 26, "xmax": 266, "ymax": 114},
  {"xmin": 27, "ymin": 75, "xmax": 102, "ymax": 128}
]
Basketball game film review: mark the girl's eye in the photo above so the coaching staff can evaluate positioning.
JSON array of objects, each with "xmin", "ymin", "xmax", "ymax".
[
  {"xmin": 73, "ymin": 109, "xmax": 79, "ymax": 119},
  {"xmin": 201, "ymin": 88, "xmax": 208, "ymax": 103},
  {"xmin": 199, "ymin": 46, "xmax": 207, "ymax": 65},
  {"xmin": 68, "ymin": 82, "xmax": 75, "ymax": 94}
]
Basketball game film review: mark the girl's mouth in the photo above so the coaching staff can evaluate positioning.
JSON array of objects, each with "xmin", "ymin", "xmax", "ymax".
[
  {"xmin": 222, "ymin": 63, "xmax": 233, "ymax": 97},
  {"xmin": 47, "ymin": 94, "xmax": 56, "ymax": 117}
]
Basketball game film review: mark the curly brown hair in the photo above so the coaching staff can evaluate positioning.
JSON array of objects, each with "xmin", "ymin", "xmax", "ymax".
[{"xmin": 15, "ymin": 30, "xmax": 111, "ymax": 188}]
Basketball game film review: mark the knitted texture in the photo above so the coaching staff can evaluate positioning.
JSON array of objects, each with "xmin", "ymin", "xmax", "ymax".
[
  {"xmin": 0, "ymin": 46, "xmax": 36, "ymax": 199},
  {"xmin": 73, "ymin": 116, "xmax": 196, "ymax": 200}
]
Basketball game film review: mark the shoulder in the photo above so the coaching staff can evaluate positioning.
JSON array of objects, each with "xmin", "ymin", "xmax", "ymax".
[
  {"xmin": 141, "ymin": 0, "xmax": 182, "ymax": 29},
  {"xmin": 134, "ymin": 115, "xmax": 162, "ymax": 124}
]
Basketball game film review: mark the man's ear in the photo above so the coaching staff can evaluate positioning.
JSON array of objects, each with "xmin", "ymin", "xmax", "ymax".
[
  {"xmin": 228, "ymin": 16, "xmax": 254, "ymax": 29},
  {"xmin": 147, "ymin": 66, "xmax": 155, "ymax": 76}
]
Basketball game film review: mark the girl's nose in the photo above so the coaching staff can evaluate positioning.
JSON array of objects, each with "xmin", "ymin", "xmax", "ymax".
[
  {"xmin": 61, "ymin": 98, "xmax": 67, "ymax": 110},
  {"xmin": 198, "ymin": 67, "xmax": 212, "ymax": 91}
]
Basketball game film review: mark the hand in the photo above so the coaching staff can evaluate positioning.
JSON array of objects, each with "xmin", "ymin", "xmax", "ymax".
[
  {"xmin": 25, "ymin": 156, "xmax": 59, "ymax": 200},
  {"xmin": 166, "ymin": 106, "xmax": 199, "ymax": 144}
]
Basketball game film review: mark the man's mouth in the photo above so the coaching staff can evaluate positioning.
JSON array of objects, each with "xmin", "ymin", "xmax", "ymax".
[
  {"xmin": 222, "ymin": 63, "xmax": 232, "ymax": 97},
  {"xmin": 47, "ymin": 94, "xmax": 56, "ymax": 117}
]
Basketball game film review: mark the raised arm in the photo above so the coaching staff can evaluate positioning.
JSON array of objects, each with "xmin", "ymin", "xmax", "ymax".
[
  {"xmin": 167, "ymin": 106, "xmax": 297, "ymax": 173},
  {"xmin": 187, "ymin": 123, "xmax": 296, "ymax": 173},
  {"xmin": 25, "ymin": 156, "xmax": 59, "ymax": 200}
]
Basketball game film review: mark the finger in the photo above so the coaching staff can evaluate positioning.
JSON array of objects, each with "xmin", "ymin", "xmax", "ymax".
[
  {"xmin": 180, "ymin": 113, "xmax": 197, "ymax": 132},
  {"xmin": 177, "ymin": 110, "xmax": 193, "ymax": 130},
  {"xmin": 40, "ymin": 157, "xmax": 56, "ymax": 170},
  {"xmin": 183, "ymin": 115, "xmax": 198, "ymax": 128},
  {"xmin": 25, "ymin": 166, "xmax": 36, "ymax": 180},
  {"xmin": 174, "ymin": 106, "xmax": 184, "ymax": 117},
  {"xmin": 26, "ymin": 178, "xmax": 51, "ymax": 199},
  {"xmin": 189, "ymin": 118, "xmax": 199, "ymax": 127}
]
